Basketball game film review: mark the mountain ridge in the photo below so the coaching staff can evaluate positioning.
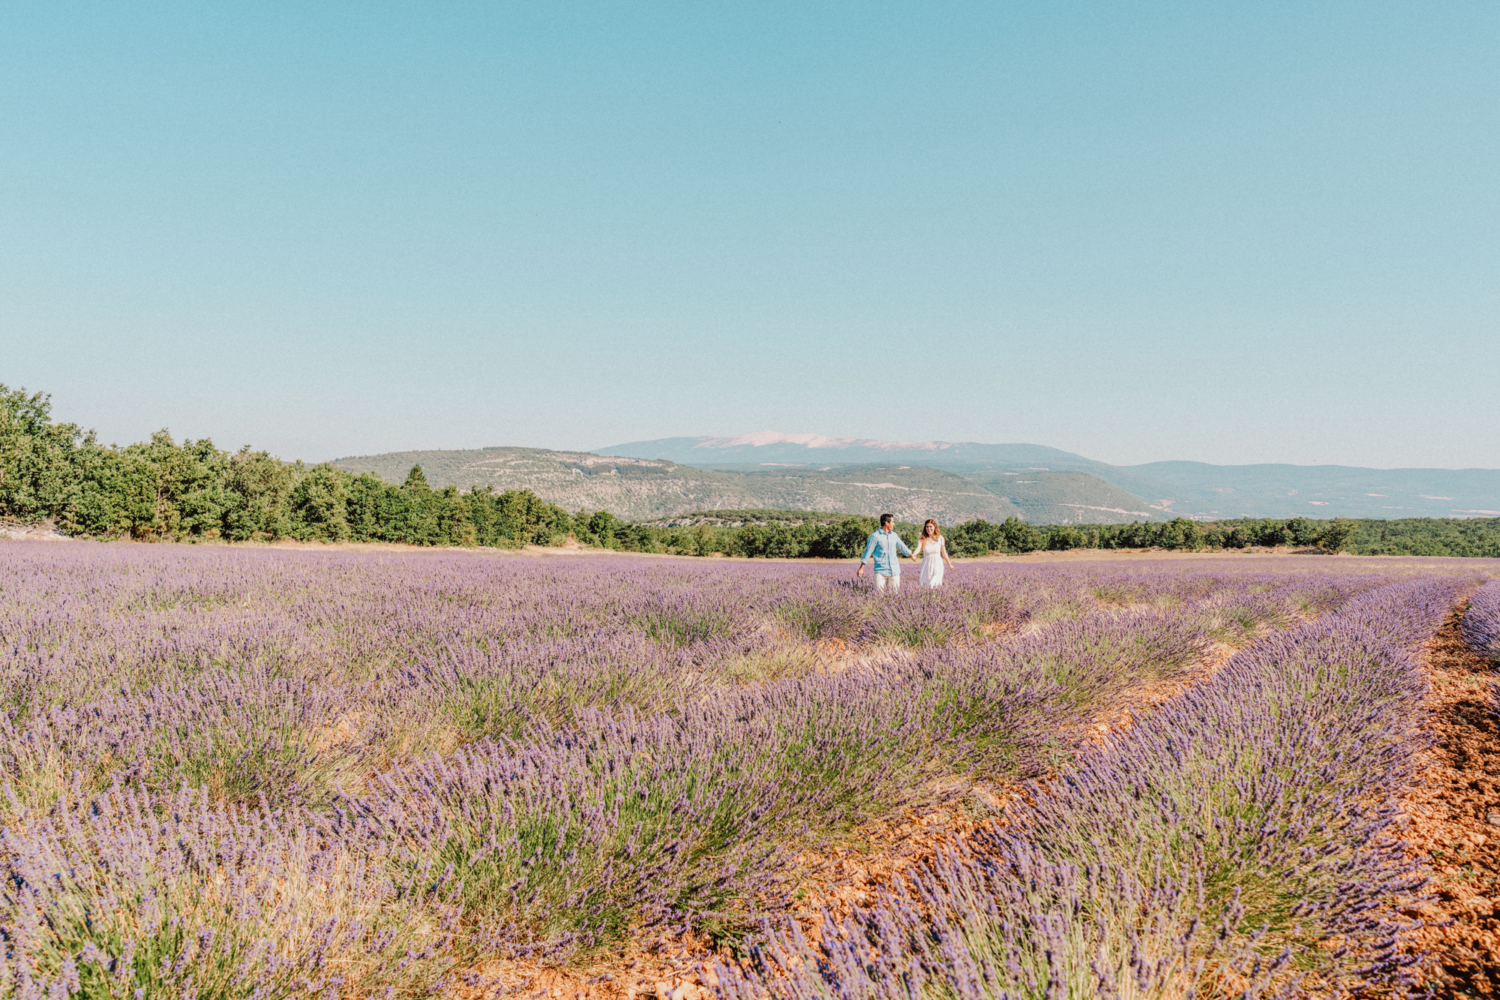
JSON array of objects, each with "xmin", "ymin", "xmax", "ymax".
[
  {"xmin": 328, "ymin": 447, "xmax": 1042, "ymax": 523},
  {"xmin": 596, "ymin": 435, "xmax": 1500, "ymax": 520},
  {"xmin": 326, "ymin": 435, "xmax": 1500, "ymax": 524}
]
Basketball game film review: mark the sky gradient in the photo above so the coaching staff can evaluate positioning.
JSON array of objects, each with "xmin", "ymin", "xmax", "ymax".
[{"xmin": 3, "ymin": 2, "xmax": 1497, "ymax": 469}]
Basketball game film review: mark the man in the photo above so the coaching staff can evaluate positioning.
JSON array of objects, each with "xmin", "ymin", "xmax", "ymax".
[{"xmin": 856, "ymin": 513, "xmax": 913, "ymax": 592}]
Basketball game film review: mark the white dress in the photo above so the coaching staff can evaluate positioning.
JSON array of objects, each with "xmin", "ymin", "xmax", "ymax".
[{"xmin": 918, "ymin": 537, "xmax": 947, "ymax": 588}]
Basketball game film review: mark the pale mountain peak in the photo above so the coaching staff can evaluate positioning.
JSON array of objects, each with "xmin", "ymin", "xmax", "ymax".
[{"xmin": 696, "ymin": 431, "xmax": 951, "ymax": 451}]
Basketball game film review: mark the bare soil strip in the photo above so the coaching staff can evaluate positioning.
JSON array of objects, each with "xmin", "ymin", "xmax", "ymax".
[{"xmin": 1401, "ymin": 610, "xmax": 1500, "ymax": 995}]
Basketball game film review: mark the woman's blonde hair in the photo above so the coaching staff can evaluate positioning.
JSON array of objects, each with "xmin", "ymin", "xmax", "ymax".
[{"xmin": 922, "ymin": 519, "xmax": 941, "ymax": 538}]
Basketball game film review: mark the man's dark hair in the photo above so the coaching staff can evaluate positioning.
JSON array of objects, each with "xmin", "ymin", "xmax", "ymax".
[{"xmin": 880, "ymin": 513, "xmax": 894, "ymax": 527}]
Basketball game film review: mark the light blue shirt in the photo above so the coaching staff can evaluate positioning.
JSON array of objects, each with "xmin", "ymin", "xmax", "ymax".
[{"xmin": 861, "ymin": 529, "xmax": 912, "ymax": 575}]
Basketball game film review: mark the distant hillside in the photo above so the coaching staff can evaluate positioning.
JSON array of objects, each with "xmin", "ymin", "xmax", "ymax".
[
  {"xmin": 698, "ymin": 463, "xmax": 1161, "ymax": 524},
  {"xmin": 963, "ymin": 470, "xmax": 1159, "ymax": 523},
  {"xmin": 333, "ymin": 435, "xmax": 1500, "ymax": 525},
  {"xmin": 328, "ymin": 448, "xmax": 1026, "ymax": 523},
  {"xmin": 601, "ymin": 433, "xmax": 1500, "ymax": 520},
  {"xmin": 599, "ymin": 433, "xmax": 1091, "ymax": 470},
  {"xmin": 636, "ymin": 510, "xmax": 854, "ymax": 528},
  {"xmin": 1123, "ymin": 461, "xmax": 1500, "ymax": 519}
]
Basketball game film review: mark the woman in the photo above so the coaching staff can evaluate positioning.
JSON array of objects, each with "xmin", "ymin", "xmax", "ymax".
[{"xmin": 913, "ymin": 519, "xmax": 956, "ymax": 588}]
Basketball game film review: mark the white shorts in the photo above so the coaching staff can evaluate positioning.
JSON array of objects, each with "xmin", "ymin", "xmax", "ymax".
[{"xmin": 873, "ymin": 572, "xmax": 901, "ymax": 593}]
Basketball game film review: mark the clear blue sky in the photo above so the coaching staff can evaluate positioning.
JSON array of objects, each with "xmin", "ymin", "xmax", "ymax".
[{"xmin": 3, "ymin": 2, "xmax": 1496, "ymax": 469}]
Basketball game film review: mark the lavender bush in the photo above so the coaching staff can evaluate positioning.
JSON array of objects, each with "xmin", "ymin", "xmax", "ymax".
[
  {"xmin": 1461, "ymin": 580, "xmax": 1500, "ymax": 662},
  {"xmin": 0, "ymin": 781, "xmax": 458, "ymax": 999},
  {"xmin": 346, "ymin": 709, "xmax": 798, "ymax": 960}
]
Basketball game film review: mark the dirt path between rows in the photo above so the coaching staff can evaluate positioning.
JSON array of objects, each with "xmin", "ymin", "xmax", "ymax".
[{"xmin": 1401, "ymin": 610, "xmax": 1500, "ymax": 995}]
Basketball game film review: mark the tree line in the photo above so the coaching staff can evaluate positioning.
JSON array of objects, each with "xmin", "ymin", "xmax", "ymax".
[
  {"xmin": 595, "ymin": 512, "xmax": 1500, "ymax": 558},
  {"xmin": 5, "ymin": 384, "xmax": 1497, "ymax": 557},
  {"xmin": 0, "ymin": 384, "xmax": 597, "ymax": 547},
  {"xmin": 945, "ymin": 515, "xmax": 1352, "ymax": 555},
  {"xmin": 606, "ymin": 515, "xmax": 1354, "ymax": 558}
]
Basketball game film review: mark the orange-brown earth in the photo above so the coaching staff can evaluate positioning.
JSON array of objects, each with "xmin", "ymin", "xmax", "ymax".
[{"xmin": 1402, "ymin": 610, "xmax": 1500, "ymax": 996}]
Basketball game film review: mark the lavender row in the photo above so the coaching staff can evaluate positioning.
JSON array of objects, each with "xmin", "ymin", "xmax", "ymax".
[
  {"xmin": 1461, "ymin": 580, "xmax": 1500, "ymax": 663},
  {"xmin": 716, "ymin": 577, "xmax": 1467, "ymax": 999}
]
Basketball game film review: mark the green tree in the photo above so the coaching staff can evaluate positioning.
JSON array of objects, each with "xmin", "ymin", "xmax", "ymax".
[
  {"xmin": 223, "ymin": 448, "xmax": 297, "ymax": 540},
  {"xmin": 1254, "ymin": 520, "xmax": 1292, "ymax": 547},
  {"xmin": 947, "ymin": 518, "xmax": 1003, "ymax": 556},
  {"xmin": 0, "ymin": 384, "xmax": 89, "ymax": 522},
  {"xmin": 1046, "ymin": 526, "xmax": 1084, "ymax": 550},
  {"xmin": 1318, "ymin": 517, "xmax": 1355, "ymax": 553},
  {"xmin": 615, "ymin": 524, "xmax": 658, "ymax": 552},
  {"xmin": 59, "ymin": 441, "xmax": 123, "ymax": 536},
  {"xmin": 1285, "ymin": 517, "xmax": 1321, "ymax": 547},
  {"xmin": 1161, "ymin": 517, "xmax": 1203, "ymax": 550},
  {"xmin": 112, "ymin": 432, "xmax": 234, "ymax": 540},
  {"xmin": 808, "ymin": 516, "xmax": 876, "ymax": 559},
  {"xmin": 745, "ymin": 525, "xmax": 808, "ymax": 558},
  {"xmin": 587, "ymin": 510, "xmax": 617, "ymax": 546},
  {"xmin": 431, "ymin": 485, "xmax": 476, "ymax": 546},
  {"xmin": 1000, "ymin": 516, "xmax": 1038, "ymax": 553},
  {"xmin": 345, "ymin": 473, "xmax": 389, "ymax": 541},
  {"xmin": 466, "ymin": 486, "xmax": 502, "ymax": 546},
  {"xmin": 289, "ymin": 465, "xmax": 351, "ymax": 541},
  {"xmin": 403, "ymin": 465, "xmax": 430, "ymax": 490}
]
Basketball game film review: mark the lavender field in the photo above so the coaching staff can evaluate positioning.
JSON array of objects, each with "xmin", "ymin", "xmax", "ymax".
[{"xmin": 0, "ymin": 542, "xmax": 1491, "ymax": 999}]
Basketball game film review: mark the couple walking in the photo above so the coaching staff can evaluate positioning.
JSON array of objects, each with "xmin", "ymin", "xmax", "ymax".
[{"xmin": 855, "ymin": 514, "xmax": 956, "ymax": 592}]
